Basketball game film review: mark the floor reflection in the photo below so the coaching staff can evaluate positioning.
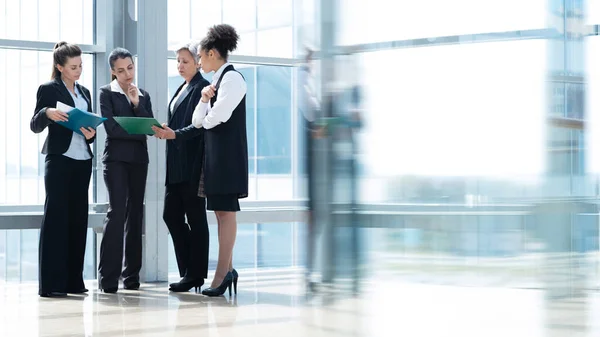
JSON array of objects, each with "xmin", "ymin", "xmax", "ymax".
[{"xmin": 1, "ymin": 270, "xmax": 599, "ymax": 336}]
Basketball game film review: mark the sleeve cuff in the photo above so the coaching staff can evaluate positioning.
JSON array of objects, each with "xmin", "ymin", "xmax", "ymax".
[{"xmin": 192, "ymin": 101, "xmax": 209, "ymax": 128}]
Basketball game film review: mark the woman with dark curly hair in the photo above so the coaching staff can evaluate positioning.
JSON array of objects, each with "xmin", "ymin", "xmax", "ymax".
[{"xmin": 192, "ymin": 24, "xmax": 248, "ymax": 297}]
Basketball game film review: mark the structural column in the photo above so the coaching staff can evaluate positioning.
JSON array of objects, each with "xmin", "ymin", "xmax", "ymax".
[{"xmin": 135, "ymin": 0, "xmax": 170, "ymax": 282}]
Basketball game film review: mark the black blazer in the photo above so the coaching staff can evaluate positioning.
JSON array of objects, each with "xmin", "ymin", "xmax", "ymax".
[
  {"xmin": 99, "ymin": 84, "xmax": 153, "ymax": 164},
  {"xmin": 30, "ymin": 78, "xmax": 96, "ymax": 157},
  {"xmin": 166, "ymin": 72, "xmax": 210, "ymax": 188}
]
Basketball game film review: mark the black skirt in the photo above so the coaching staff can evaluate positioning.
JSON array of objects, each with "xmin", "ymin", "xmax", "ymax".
[{"xmin": 206, "ymin": 194, "xmax": 240, "ymax": 212}]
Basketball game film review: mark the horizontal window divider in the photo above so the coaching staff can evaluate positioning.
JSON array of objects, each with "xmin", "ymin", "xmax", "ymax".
[
  {"xmin": 167, "ymin": 53, "xmax": 301, "ymax": 66},
  {"xmin": 0, "ymin": 39, "xmax": 104, "ymax": 53},
  {"xmin": 332, "ymin": 26, "xmax": 600, "ymax": 54}
]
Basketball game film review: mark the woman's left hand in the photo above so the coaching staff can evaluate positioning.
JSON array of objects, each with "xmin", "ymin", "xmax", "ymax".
[{"xmin": 80, "ymin": 127, "xmax": 96, "ymax": 140}]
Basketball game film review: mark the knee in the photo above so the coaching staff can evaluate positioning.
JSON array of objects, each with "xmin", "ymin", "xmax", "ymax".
[
  {"xmin": 106, "ymin": 208, "xmax": 126, "ymax": 224},
  {"xmin": 215, "ymin": 211, "xmax": 235, "ymax": 223},
  {"xmin": 162, "ymin": 211, "xmax": 175, "ymax": 226}
]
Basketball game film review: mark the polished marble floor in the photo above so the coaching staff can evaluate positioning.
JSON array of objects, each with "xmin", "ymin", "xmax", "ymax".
[{"xmin": 1, "ymin": 269, "xmax": 600, "ymax": 337}]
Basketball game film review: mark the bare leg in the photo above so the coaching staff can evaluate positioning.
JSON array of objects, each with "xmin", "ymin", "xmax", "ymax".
[
  {"xmin": 210, "ymin": 211, "xmax": 237, "ymax": 288},
  {"xmin": 214, "ymin": 213, "xmax": 233, "ymax": 271}
]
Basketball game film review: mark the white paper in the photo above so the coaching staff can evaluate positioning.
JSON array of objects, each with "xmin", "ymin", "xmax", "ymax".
[{"xmin": 56, "ymin": 101, "xmax": 74, "ymax": 113}]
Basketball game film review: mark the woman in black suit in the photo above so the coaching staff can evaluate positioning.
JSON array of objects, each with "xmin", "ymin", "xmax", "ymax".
[
  {"xmin": 30, "ymin": 41, "xmax": 97, "ymax": 298},
  {"xmin": 97, "ymin": 48, "xmax": 153, "ymax": 293},
  {"xmin": 152, "ymin": 41, "xmax": 211, "ymax": 292}
]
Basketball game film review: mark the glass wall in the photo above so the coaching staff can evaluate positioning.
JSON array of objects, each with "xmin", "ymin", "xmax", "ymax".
[
  {"xmin": 0, "ymin": 229, "xmax": 96, "ymax": 283},
  {"xmin": 0, "ymin": 50, "xmax": 95, "ymax": 205},
  {"xmin": 308, "ymin": 0, "xmax": 600, "ymax": 292},
  {"xmin": 0, "ymin": 0, "xmax": 97, "ymax": 283},
  {"xmin": 167, "ymin": 222, "xmax": 303, "ymax": 275},
  {"xmin": 337, "ymin": 0, "xmax": 548, "ymax": 45},
  {"xmin": 0, "ymin": 0, "xmax": 94, "ymax": 44},
  {"xmin": 167, "ymin": 0, "xmax": 295, "ymax": 57}
]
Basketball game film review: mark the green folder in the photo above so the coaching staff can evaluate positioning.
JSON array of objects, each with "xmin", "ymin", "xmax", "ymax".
[{"xmin": 113, "ymin": 117, "xmax": 163, "ymax": 135}]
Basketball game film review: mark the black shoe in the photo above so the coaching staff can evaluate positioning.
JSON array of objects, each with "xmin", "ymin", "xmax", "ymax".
[
  {"xmin": 169, "ymin": 277, "xmax": 204, "ymax": 292},
  {"xmin": 100, "ymin": 287, "xmax": 118, "ymax": 294},
  {"xmin": 201, "ymin": 272, "xmax": 233, "ymax": 297},
  {"xmin": 67, "ymin": 288, "xmax": 89, "ymax": 294},
  {"xmin": 40, "ymin": 292, "xmax": 68, "ymax": 298},
  {"xmin": 124, "ymin": 282, "xmax": 140, "ymax": 290},
  {"xmin": 231, "ymin": 269, "xmax": 238, "ymax": 295}
]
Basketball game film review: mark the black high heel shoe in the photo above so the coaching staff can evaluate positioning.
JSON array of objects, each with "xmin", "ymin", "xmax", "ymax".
[
  {"xmin": 201, "ymin": 272, "xmax": 233, "ymax": 297},
  {"xmin": 169, "ymin": 277, "xmax": 204, "ymax": 292},
  {"xmin": 232, "ymin": 268, "xmax": 238, "ymax": 295}
]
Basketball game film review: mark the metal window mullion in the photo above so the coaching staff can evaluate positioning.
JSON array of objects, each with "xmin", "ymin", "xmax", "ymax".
[{"xmin": 254, "ymin": 66, "xmax": 258, "ymax": 193}]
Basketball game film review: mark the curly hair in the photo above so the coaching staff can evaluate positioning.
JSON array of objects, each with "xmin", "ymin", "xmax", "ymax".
[{"xmin": 200, "ymin": 24, "xmax": 239, "ymax": 60}]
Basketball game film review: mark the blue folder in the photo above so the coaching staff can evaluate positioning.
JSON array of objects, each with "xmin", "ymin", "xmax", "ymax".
[{"xmin": 56, "ymin": 108, "xmax": 107, "ymax": 136}]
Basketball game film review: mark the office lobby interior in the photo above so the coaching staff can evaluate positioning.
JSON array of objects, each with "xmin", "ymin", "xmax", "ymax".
[{"xmin": 3, "ymin": 0, "xmax": 600, "ymax": 336}]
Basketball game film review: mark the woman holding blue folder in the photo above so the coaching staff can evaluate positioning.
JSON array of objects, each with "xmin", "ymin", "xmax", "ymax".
[
  {"xmin": 30, "ymin": 41, "xmax": 97, "ymax": 298},
  {"xmin": 98, "ymin": 48, "xmax": 154, "ymax": 293}
]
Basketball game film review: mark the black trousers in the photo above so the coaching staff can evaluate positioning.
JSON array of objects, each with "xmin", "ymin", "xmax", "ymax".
[
  {"xmin": 163, "ymin": 182, "xmax": 209, "ymax": 279},
  {"xmin": 98, "ymin": 161, "xmax": 148, "ymax": 289},
  {"xmin": 39, "ymin": 155, "xmax": 92, "ymax": 295}
]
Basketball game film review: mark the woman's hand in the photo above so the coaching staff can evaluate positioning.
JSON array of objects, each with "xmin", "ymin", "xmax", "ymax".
[
  {"xmin": 127, "ymin": 83, "xmax": 140, "ymax": 107},
  {"xmin": 80, "ymin": 127, "xmax": 96, "ymax": 140},
  {"xmin": 201, "ymin": 85, "xmax": 216, "ymax": 103},
  {"xmin": 45, "ymin": 108, "xmax": 69, "ymax": 122},
  {"xmin": 152, "ymin": 124, "xmax": 176, "ymax": 140}
]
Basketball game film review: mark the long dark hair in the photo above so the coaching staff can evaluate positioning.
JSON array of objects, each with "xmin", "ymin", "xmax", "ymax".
[
  {"xmin": 108, "ymin": 47, "xmax": 134, "ymax": 81},
  {"xmin": 200, "ymin": 24, "xmax": 239, "ymax": 60},
  {"xmin": 51, "ymin": 41, "xmax": 82, "ymax": 80}
]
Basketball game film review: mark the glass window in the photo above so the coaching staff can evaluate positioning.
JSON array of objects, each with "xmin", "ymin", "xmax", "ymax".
[
  {"xmin": 589, "ymin": 0, "xmax": 600, "ymax": 24},
  {"xmin": 0, "ymin": 0, "xmax": 94, "ymax": 44},
  {"xmin": 223, "ymin": 0, "xmax": 257, "ymax": 33},
  {"xmin": 585, "ymin": 37, "xmax": 600, "ymax": 173},
  {"xmin": 168, "ymin": 222, "xmax": 301, "ymax": 277},
  {"xmin": 167, "ymin": 0, "xmax": 192, "ymax": 48},
  {"xmin": 361, "ymin": 39, "xmax": 547, "ymax": 178},
  {"xmin": 338, "ymin": 0, "xmax": 547, "ymax": 45},
  {"xmin": 257, "ymin": 27, "xmax": 294, "ymax": 58},
  {"xmin": 0, "ymin": 229, "xmax": 97, "ymax": 282},
  {"xmin": 0, "ymin": 49, "xmax": 94, "ymax": 205},
  {"xmin": 257, "ymin": 0, "xmax": 293, "ymax": 29},
  {"xmin": 257, "ymin": 66, "xmax": 292, "ymax": 175},
  {"xmin": 235, "ymin": 32, "xmax": 257, "ymax": 56},
  {"xmin": 168, "ymin": 0, "xmax": 296, "ymax": 57},
  {"xmin": 257, "ymin": 223, "xmax": 294, "ymax": 267},
  {"xmin": 191, "ymin": 0, "xmax": 223, "ymax": 36},
  {"xmin": 168, "ymin": 223, "xmax": 257, "ymax": 277}
]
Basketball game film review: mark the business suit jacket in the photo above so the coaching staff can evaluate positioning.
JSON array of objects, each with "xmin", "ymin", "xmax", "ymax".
[
  {"xmin": 166, "ymin": 72, "xmax": 210, "ymax": 189},
  {"xmin": 30, "ymin": 77, "xmax": 96, "ymax": 156},
  {"xmin": 99, "ymin": 84, "xmax": 153, "ymax": 163}
]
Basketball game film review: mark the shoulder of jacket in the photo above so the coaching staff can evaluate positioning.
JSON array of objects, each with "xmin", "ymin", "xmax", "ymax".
[
  {"xmin": 38, "ymin": 80, "xmax": 59, "ymax": 92},
  {"xmin": 99, "ymin": 84, "xmax": 112, "ymax": 92}
]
